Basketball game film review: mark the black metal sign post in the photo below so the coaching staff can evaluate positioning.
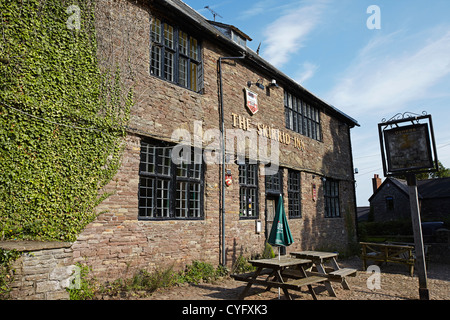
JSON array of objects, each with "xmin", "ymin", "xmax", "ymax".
[{"xmin": 378, "ymin": 112, "xmax": 439, "ymax": 300}]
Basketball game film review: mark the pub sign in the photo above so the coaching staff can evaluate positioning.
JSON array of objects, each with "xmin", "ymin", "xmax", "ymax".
[
  {"xmin": 245, "ymin": 89, "xmax": 258, "ymax": 115},
  {"xmin": 378, "ymin": 113, "xmax": 439, "ymax": 176}
]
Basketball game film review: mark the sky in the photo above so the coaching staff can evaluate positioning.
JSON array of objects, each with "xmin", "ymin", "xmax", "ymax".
[{"xmin": 183, "ymin": 0, "xmax": 450, "ymax": 206}]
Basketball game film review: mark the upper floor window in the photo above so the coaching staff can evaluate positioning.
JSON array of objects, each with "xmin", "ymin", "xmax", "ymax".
[
  {"xmin": 284, "ymin": 91, "xmax": 321, "ymax": 141},
  {"xmin": 150, "ymin": 18, "xmax": 203, "ymax": 93}
]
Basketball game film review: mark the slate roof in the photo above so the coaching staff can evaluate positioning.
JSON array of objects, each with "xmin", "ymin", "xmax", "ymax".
[
  {"xmin": 154, "ymin": 0, "xmax": 359, "ymax": 128},
  {"xmin": 369, "ymin": 177, "xmax": 450, "ymax": 201}
]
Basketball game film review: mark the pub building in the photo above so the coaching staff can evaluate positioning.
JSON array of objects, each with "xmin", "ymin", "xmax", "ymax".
[{"xmin": 73, "ymin": 0, "xmax": 360, "ymax": 280}]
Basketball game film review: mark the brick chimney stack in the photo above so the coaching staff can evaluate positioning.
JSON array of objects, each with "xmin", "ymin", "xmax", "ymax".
[{"xmin": 372, "ymin": 174, "xmax": 382, "ymax": 193}]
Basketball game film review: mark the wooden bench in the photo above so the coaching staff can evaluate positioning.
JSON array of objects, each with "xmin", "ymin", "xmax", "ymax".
[
  {"xmin": 283, "ymin": 276, "xmax": 327, "ymax": 300},
  {"xmin": 232, "ymin": 268, "xmax": 327, "ymax": 300},
  {"xmin": 360, "ymin": 242, "xmax": 415, "ymax": 276},
  {"xmin": 328, "ymin": 268, "xmax": 357, "ymax": 278},
  {"xmin": 231, "ymin": 269, "xmax": 272, "ymax": 281},
  {"xmin": 284, "ymin": 267, "xmax": 356, "ymax": 280}
]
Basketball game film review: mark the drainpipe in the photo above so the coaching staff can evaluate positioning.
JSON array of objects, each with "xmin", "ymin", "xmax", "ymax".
[{"xmin": 218, "ymin": 53, "xmax": 245, "ymax": 266}]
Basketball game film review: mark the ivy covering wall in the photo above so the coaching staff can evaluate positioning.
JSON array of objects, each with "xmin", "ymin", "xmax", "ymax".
[{"xmin": 0, "ymin": 0, "xmax": 132, "ymax": 241}]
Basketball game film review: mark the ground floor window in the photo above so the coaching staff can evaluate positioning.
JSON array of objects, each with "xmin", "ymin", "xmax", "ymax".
[
  {"xmin": 288, "ymin": 170, "xmax": 301, "ymax": 218},
  {"xmin": 239, "ymin": 161, "xmax": 258, "ymax": 219},
  {"xmin": 324, "ymin": 178, "xmax": 340, "ymax": 218},
  {"xmin": 139, "ymin": 140, "xmax": 204, "ymax": 220}
]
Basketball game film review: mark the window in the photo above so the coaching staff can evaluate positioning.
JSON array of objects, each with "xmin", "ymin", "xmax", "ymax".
[
  {"xmin": 239, "ymin": 162, "xmax": 258, "ymax": 219},
  {"xmin": 231, "ymin": 30, "xmax": 247, "ymax": 47},
  {"xmin": 288, "ymin": 170, "xmax": 301, "ymax": 218},
  {"xmin": 386, "ymin": 197, "xmax": 394, "ymax": 211},
  {"xmin": 324, "ymin": 179, "xmax": 340, "ymax": 218},
  {"xmin": 150, "ymin": 18, "xmax": 203, "ymax": 92},
  {"xmin": 284, "ymin": 91, "xmax": 321, "ymax": 141},
  {"xmin": 265, "ymin": 166, "xmax": 282, "ymax": 194},
  {"xmin": 139, "ymin": 141, "xmax": 204, "ymax": 220}
]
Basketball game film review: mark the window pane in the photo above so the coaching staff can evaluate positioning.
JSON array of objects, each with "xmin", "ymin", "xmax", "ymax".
[
  {"xmin": 190, "ymin": 62, "xmax": 197, "ymax": 91},
  {"xmin": 285, "ymin": 107, "xmax": 290, "ymax": 129},
  {"xmin": 190, "ymin": 37, "xmax": 198, "ymax": 60},
  {"xmin": 240, "ymin": 188, "xmax": 246, "ymax": 217},
  {"xmin": 164, "ymin": 24, "xmax": 174, "ymax": 49},
  {"xmin": 157, "ymin": 148, "xmax": 171, "ymax": 176},
  {"xmin": 140, "ymin": 144, "xmax": 155, "ymax": 174},
  {"xmin": 139, "ymin": 177, "xmax": 154, "ymax": 217},
  {"xmin": 189, "ymin": 183, "xmax": 201, "ymax": 217},
  {"xmin": 239, "ymin": 165, "xmax": 246, "ymax": 185},
  {"xmin": 164, "ymin": 51, "xmax": 174, "ymax": 82},
  {"xmin": 248, "ymin": 188, "xmax": 256, "ymax": 217},
  {"xmin": 191, "ymin": 150, "xmax": 202, "ymax": 179},
  {"xmin": 247, "ymin": 164, "xmax": 256, "ymax": 185},
  {"xmin": 179, "ymin": 31, "xmax": 188, "ymax": 55},
  {"xmin": 156, "ymin": 179, "xmax": 170, "ymax": 217},
  {"xmin": 151, "ymin": 18, "xmax": 161, "ymax": 43},
  {"xmin": 176, "ymin": 181, "xmax": 188, "ymax": 218},
  {"xmin": 292, "ymin": 110, "xmax": 297, "ymax": 132},
  {"xmin": 150, "ymin": 46, "xmax": 161, "ymax": 77},
  {"xmin": 179, "ymin": 57, "xmax": 188, "ymax": 87}
]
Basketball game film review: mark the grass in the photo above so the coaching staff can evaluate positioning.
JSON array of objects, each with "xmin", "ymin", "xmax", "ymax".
[{"xmin": 70, "ymin": 260, "xmax": 229, "ymax": 299}]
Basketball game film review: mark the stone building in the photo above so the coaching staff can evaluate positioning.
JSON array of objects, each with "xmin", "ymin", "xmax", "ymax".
[
  {"xmin": 70, "ymin": 0, "xmax": 360, "ymax": 281},
  {"xmin": 369, "ymin": 174, "xmax": 450, "ymax": 222}
]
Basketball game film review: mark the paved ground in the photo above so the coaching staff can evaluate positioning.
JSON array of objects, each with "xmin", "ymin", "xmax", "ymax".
[{"xmin": 104, "ymin": 257, "xmax": 450, "ymax": 300}]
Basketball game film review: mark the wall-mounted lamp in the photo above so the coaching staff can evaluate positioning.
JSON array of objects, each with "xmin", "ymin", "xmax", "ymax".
[
  {"xmin": 268, "ymin": 79, "xmax": 279, "ymax": 88},
  {"xmin": 255, "ymin": 220, "xmax": 262, "ymax": 234},
  {"xmin": 247, "ymin": 78, "xmax": 265, "ymax": 90},
  {"xmin": 321, "ymin": 177, "xmax": 327, "ymax": 183}
]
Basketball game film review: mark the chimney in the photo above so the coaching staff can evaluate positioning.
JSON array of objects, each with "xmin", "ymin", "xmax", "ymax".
[{"xmin": 372, "ymin": 174, "xmax": 382, "ymax": 193}]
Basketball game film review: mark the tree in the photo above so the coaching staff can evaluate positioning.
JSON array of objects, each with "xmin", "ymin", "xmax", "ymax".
[{"xmin": 397, "ymin": 161, "xmax": 450, "ymax": 180}]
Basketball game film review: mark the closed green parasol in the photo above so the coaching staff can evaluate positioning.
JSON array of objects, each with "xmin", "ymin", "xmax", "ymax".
[{"xmin": 268, "ymin": 194, "xmax": 294, "ymax": 248}]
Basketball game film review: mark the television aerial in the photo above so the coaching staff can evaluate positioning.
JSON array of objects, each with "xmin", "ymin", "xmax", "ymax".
[{"xmin": 204, "ymin": 6, "xmax": 223, "ymax": 21}]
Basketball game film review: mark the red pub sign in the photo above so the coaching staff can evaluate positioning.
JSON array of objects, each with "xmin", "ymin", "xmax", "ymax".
[{"xmin": 245, "ymin": 89, "xmax": 258, "ymax": 115}]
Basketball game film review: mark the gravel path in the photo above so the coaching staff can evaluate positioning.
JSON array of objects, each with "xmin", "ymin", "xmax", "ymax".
[{"xmin": 141, "ymin": 257, "xmax": 449, "ymax": 300}]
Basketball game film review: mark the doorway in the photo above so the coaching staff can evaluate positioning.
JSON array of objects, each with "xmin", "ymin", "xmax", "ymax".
[
  {"xmin": 265, "ymin": 197, "xmax": 276, "ymax": 240},
  {"xmin": 265, "ymin": 195, "xmax": 286, "ymax": 255}
]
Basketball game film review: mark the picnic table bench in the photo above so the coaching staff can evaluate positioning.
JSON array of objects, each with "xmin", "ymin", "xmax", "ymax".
[
  {"xmin": 231, "ymin": 256, "xmax": 328, "ymax": 300},
  {"xmin": 290, "ymin": 251, "xmax": 357, "ymax": 297},
  {"xmin": 360, "ymin": 242, "xmax": 415, "ymax": 276}
]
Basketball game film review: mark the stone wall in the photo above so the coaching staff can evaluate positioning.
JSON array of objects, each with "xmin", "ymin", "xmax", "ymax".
[
  {"xmin": 1, "ymin": 241, "xmax": 73, "ymax": 300},
  {"xmin": 66, "ymin": 0, "xmax": 358, "ymax": 282},
  {"xmin": 370, "ymin": 182, "xmax": 411, "ymax": 221}
]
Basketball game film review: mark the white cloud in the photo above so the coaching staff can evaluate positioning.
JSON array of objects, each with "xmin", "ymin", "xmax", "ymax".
[
  {"xmin": 294, "ymin": 62, "xmax": 319, "ymax": 84},
  {"xmin": 327, "ymin": 27, "xmax": 450, "ymax": 117},
  {"xmin": 261, "ymin": 1, "xmax": 328, "ymax": 67}
]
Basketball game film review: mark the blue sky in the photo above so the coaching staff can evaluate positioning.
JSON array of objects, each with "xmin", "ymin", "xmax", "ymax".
[{"xmin": 184, "ymin": 0, "xmax": 450, "ymax": 206}]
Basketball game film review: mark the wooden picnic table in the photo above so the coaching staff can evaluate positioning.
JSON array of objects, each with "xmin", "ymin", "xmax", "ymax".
[
  {"xmin": 290, "ymin": 251, "xmax": 357, "ymax": 297},
  {"xmin": 360, "ymin": 242, "xmax": 416, "ymax": 276},
  {"xmin": 231, "ymin": 256, "xmax": 328, "ymax": 300}
]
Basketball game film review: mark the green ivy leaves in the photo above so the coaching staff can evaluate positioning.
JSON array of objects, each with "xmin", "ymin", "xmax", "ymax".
[{"xmin": 0, "ymin": 0, "xmax": 132, "ymax": 241}]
